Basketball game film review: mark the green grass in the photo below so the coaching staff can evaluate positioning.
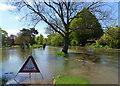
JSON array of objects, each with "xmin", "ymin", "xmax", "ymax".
[
  {"xmin": 86, "ymin": 44, "xmax": 111, "ymax": 48},
  {"xmin": 54, "ymin": 75, "xmax": 90, "ymax": 85},
  {"xmin": 1, "ymin": 45, "xmax": 20, "ymax": 49},
  {"xmin": 56, "ymin": 52, "xmax": 68, "ymax": 57},
  {"xmin": 30, "ymin": 44, "xmax": 42, "ymax": 48}
]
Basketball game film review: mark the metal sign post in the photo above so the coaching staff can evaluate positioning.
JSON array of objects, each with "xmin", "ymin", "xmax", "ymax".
[
  {"xmin": 29, "ymin": 72, "xmax": 31, "ymax": 84},
  {"xmin": 40, "ymin": 71, "xmax": 44, "ymax": 80}
]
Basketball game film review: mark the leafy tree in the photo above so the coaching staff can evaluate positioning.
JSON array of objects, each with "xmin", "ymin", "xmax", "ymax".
[
  {"xmin": 16, "ymin": 28, "xmax": 38, "ymax": 47},
  {"xmin": 14, "ymin": 35, "xmax": 21, "ymax": 44},
  {"xmin": 10, "ymin": 1, "xmax": 113, "ymax": 53},
  {"xmin": 51, "ymin": 34, "xmax": 64, "ymax": 46},
  {"xmin": 35, "ymin": 34, "xmax": 44, "ymax": 44},
  {"xmin": 46, "ymin": 34, "xmax": 56, "ymax": 45},
  {"xmin": 97, "ymin": 26, "xmax": 120, "ymax": 48},
  {"xmin": 0, "ymin": 29, "xmax": 10, "ymax": 46},
  {"xmin": 43, "ymin": 38, "xmax": 47, "ymax": 44},
  {"xmin": 70, "ymin": 8, "xmax": 103, "ymax": 45}
]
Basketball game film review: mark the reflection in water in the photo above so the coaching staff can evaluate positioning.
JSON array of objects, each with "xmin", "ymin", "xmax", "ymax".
[{"xmin": 1, "ymin": 46, "xmax": 119, "ymax": 84}]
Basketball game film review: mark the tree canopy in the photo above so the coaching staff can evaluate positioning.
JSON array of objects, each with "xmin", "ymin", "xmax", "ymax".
[
  {"xmin": 35, "ymin": 34, "xmax": 44, "ymax": 45},
  {"xmin": 70, "ymin": 8, "xmax": 103, "ymax": 45},
  {"xmin": 51, "ymin": 34, "xmax": 64, "ymax": 46},
  {"xmin": 15, "ymin": 28, "xmax": 38, "ymax": 45},
  {"xmin": 97, "ymin": 26, "xmax": 120, "ymax": 48},
  {"xmin": 0, "ymin": 29, "xmax": 10, "ymax": 46}
]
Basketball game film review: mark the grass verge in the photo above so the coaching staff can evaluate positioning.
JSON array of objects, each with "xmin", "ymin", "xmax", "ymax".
[
  {"xmin": 56, "ymin": 52, "xmax": 68, "ymax": 57},
  {"xmin": 54, "ymin": 75, "xmax": 90, "ymax": 85},
  {"xmin": 30, "ymin": 44, "xmax": 42, "ymax": 48},
  {"xmin": 86, "ymin": 44, "xmax": 111, "ymax": 48}
]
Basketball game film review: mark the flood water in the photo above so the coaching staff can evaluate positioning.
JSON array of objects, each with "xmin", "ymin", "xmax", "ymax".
[{"xmin": 0, "ymin": 46, "xmax": 119, "ymax": 84}]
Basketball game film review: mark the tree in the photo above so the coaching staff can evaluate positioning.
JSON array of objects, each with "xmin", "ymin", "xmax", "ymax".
[
  {"xmin": 10, "ymin": 34, "xmax": 16, "ymax": 45},
  {"xmin": 46, "ymin": 34, "xmax": 56, "ymax": 45},
  {"xmin": 0, "ymin": 28, "xmax": 10, "ymax": 46},
  {"xmin": 10, "ymin": 1, "xmax": 113, "ymax": 53},
  {"xmin": 43, "ymin": 38, "xmax": 47, "ymax": 44},
  {"xmin": 35, "ymin": 34, "xmax": 44, "ymax": 44},
  {"xmin": 97, "ymin": 26, "xmax": 120, "ymax": 48},
  {"xmin": 51, "ymin": 34, "xmax": 64, "ymax": 46},
  {"xmin": 16, "ymin": 28, "xmax": 38, "ymax": 47},
  {"xmin": 70, "ymin": 8, "xmax": 103, "ymax": 45}
]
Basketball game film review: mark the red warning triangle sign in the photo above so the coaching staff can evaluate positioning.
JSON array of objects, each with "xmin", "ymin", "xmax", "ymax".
[{"xmin": 19, "ymin": 56, "xmax": 40, "ymax": 72}]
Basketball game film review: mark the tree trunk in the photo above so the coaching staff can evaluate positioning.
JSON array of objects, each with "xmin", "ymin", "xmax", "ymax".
[{"xmin": 62, "ymin": 33, "xmax": 69, "ymax": 54}]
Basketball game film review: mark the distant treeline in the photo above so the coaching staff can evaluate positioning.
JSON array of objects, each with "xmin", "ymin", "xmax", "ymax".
[{"xmin": 0, "ymin": 26, "xmax": 119, "ymax": 49}]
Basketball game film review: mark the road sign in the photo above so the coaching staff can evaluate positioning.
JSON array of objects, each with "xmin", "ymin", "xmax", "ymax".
[{"xmin": 19, "ymin": 56, "xmax": 40, "ymax": 72}]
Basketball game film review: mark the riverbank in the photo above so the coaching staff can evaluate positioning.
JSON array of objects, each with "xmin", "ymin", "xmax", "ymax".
[
  {"xmin": 0, "ymin": 45, "xmax": 19, "ymax": 49},
  {"xmin": 85, "ymin": 44, "xmax": 111, "ymax": 48},
  {"xmin": 68, "ymin": 45, "xmax": 120, "ymax": 51},
  {"xmin": 1, "ymin": 44, "xmax": 120, "ymax": 50},
  {"xmin": 0, "ymin": 44, "xmax": 42, "ymax": 49}
]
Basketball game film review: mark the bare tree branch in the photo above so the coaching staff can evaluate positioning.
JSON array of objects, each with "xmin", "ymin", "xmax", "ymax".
[{"xmin": 9, "ymin": 1, "xmax": 115, "ymax": 37}]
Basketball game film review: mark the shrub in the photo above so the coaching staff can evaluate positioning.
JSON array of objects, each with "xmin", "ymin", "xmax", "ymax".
[{"xmin": 97, "ymin": 27, "xmax": 120, "ymax": 48}]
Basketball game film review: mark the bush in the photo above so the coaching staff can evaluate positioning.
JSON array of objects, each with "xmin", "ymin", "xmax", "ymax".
[
  {"xmin": 97, "ymin": 27, "xmax": 120, "ymax": 48},
  {"xmin": 88, "ymin": 44, "xmax": 103, "ymax": 48}
]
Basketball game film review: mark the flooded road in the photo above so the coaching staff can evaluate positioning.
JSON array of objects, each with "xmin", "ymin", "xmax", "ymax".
[{"xmin": 0, "ymin": 46, "xmax": 119, "ymax": 84}]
